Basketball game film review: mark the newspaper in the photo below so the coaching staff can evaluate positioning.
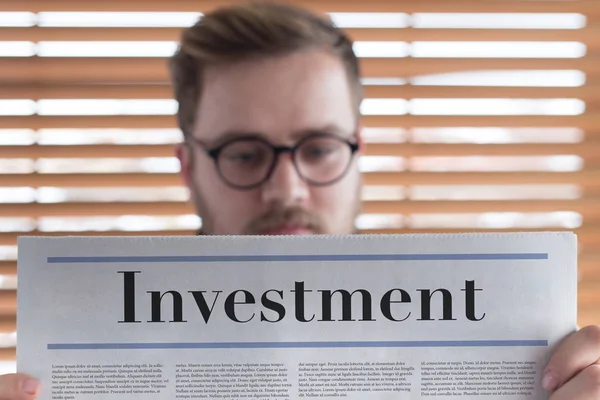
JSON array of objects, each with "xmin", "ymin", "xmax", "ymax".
[{"xmin": 17, "ymin": 233, "xmax": 577, "ymax": 400}]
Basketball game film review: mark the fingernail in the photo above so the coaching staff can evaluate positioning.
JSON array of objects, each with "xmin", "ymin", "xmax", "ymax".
[
  {"xmin": 542, "ymin": 371, "xmax": 558, "ymax": 391},
  {"xmin": 21, "ymin": 378, "xmax": 39, "ymax": 395}
]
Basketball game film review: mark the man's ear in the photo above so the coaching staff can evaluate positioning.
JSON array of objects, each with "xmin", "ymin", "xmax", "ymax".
[{"xmin": 176, "ymin": 142, "xmax": 193, "ymax": 187}]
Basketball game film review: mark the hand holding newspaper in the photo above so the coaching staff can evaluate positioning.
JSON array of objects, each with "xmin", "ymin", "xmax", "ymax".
[{"xmin": 17, "ymin": 233, "xmax": 577, "ymax": 399}]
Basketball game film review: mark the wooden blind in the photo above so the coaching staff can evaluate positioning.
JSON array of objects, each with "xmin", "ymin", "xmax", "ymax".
[{"xmin": 0, "ymin": 0, "xmax": 599, "ymax": 366}]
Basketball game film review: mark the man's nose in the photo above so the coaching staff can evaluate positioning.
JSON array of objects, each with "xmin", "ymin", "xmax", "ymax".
[{"xmin": 261, "ymin": 153, "xmax": 309, "ymax": 206}]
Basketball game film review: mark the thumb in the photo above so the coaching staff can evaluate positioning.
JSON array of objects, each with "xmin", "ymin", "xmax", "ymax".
[{"xmin": 0, "ymin": 374, "xmax": 40, "ymax": 400}]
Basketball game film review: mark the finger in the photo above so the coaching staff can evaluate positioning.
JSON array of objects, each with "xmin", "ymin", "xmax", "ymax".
[
  {"xmin": 0, "ymin": 374, "xmax": 40, "ymax": 400},
  {"xmin": 549, "ymin": 364, "xmax": 600, "ymax": 400},
  {"xmin": 543, "ymin": 325, "xmax": 600, "ymax": 391}
]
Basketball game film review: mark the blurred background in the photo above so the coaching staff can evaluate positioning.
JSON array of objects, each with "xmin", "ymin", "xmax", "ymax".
[{"xmin": 0, "ymin": 0, "xmax": 598, "ymax": 372}]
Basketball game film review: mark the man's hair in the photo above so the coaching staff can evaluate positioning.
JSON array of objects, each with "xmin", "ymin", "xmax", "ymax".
[{"xmin": 169, "ymin": 1, "xmax": 363, "ymax": 137}]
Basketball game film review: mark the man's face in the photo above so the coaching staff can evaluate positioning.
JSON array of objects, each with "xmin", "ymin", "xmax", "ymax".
[{"xmin": 177, "ymin": 49, "xmax": 362, "ymax": 235}]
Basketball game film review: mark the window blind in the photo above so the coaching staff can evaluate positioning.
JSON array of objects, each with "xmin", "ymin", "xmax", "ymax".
[{"xmin": 0, "ymin": 0, "xmax": 598, "ymax": 366}]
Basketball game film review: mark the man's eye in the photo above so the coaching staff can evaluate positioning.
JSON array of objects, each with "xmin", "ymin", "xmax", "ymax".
[
  {"xmin": 228, "ymin": 152, "xmax": 256, "ymax": 162},
  {"xmin": 305, "ymin": 146, "xmax": 334, "ymax": 158},
  {"xmin": 225, "ymin": 150, "xmax": 266, "ymax": 165}
]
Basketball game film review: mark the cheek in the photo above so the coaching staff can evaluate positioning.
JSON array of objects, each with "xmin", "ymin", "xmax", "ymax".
[
  {"xmin": 212, "ymin": 193, "xmax": 255, "ymax": 228},
  {"xmin": 310, "ymin": 178, "xmax": 358, "ymax": 216},
  {"xmin": 310, "ymin": 186, "xmax": 341, "ymax": 212},
  {"xmin": 195, "ymin": 171, "xmax": 262, "ymax": 231}
]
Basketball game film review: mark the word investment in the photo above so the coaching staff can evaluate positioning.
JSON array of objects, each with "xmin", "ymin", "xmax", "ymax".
[{"xmin": 118, "ymin": 272, "xmax": 486, "ymax": 324}]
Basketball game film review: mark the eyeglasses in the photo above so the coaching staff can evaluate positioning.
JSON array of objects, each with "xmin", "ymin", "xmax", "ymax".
[{"xmin": 188, "ymin": 133, "xmax": 360, "ymax": 190}]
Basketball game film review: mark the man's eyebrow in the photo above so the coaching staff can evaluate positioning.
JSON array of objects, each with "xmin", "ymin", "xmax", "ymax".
[
  {"xmin": 290, "ymin": 125, "xmax": 351, "ymax": 140},
  {"xmin": 208, "ymin": 130, "xmax": 266, "ymax": 146}
]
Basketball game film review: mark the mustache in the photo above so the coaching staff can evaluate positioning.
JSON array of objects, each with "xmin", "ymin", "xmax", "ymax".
[{"xmin": 243, "ymin": 206, "xmax": 324, "ymax": 235}]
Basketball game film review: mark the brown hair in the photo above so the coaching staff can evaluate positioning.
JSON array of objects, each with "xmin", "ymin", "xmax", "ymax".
[{"xmin": 169, "ymin": 1, "xmax": 363, "ymax": 137}]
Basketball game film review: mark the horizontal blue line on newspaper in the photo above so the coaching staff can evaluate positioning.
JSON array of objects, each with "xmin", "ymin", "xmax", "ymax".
[
  {"xmin": 47, "ymin": 340, "xmax": 548, "ymax": 350},
  {"xmin": 47, "ymin": 253, "xmax": 548, "ymax": 263}
]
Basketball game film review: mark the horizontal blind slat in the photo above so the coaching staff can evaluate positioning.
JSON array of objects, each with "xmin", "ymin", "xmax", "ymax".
[
  {"xmin": 361, "ymin": 199, "xmax": 600, "ymax": 215},
  {"xmin": 0, "ymin": 316, "xmax": 15, "ymax": 334},
  {"xmin": 0, "ymin": 348, "xmax": 14, "ymax": 362},
  {"xmin": 3, "ymin": 231, "xmax": 196, "ymax": 245},
  {"xmin": 0, "ymin": 145, "xmax": 176, "ymax": 159},
  {"xmin": 1, "ymin": 143, "xmax": 599, "ymax": 159},
  {"xmin": 0, "ymin": 202, "xmax": 192, "ymax": 217},
  {"xmin": 362, "ymin": 115, "xmax": 598, "ymax": 129},
  {"xmin": 2, "ymin": 0, "xmax": 598, "ymax": 14},
  {"xmin": 365, "ymin": 143, "xmax": 600, "ymax": 158},
  {"xmin": 2, "ymin": 84, "xmax": 600, "ymax": 101},
  {"xmin": 0, "ymin": 291, "xmax": 15, "ymax": 315},
  {"xmin": 364, "ymin": 171, "xmax": 600, "ymax": 187},
  {"xmin": 1, "ymin": 57, "xmax": 598, "ymax": 83},
  {"xmin": 2, "ymin": 26, "xmax": 598, "ymax": 48},
  {"xmin": 0, "ymin": 199, "xmax": 598, "ymax": 217},
  {"xmin": 363, "ymin": 86, "xmax": 600, "ymax": 101},
  {"xmin": 1, "ymin": 115, "xmax": 597, "ymax": 129},
  {"xmin": 0, "ymin": 171, "xmax": 599, "ymax": 187},
  {"xmin": 0, "ymin": 262, "xmax": 15, "ymax": 276}
]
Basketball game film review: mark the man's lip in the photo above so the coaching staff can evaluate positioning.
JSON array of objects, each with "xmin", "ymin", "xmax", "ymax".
[{"xmin": 261, "ymin": 226, "xmax": 314, "ymax": 235}]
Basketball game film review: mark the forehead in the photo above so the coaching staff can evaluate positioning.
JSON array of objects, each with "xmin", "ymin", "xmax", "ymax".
[{"xmin": 193, "ymin": 49, "xmax": 356, "ymax": 143}]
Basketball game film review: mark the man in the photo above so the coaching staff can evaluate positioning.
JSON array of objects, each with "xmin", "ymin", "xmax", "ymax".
[
  {"xmin": 171, "ymin": 1, "xmax": 362, "ymax": 236},
  {"xmin": 2, "ymin": 2, "xmax": 598, "ymax": 399}
]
